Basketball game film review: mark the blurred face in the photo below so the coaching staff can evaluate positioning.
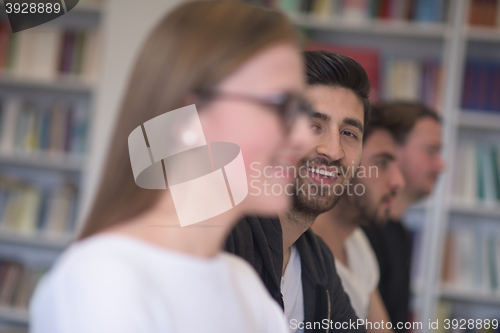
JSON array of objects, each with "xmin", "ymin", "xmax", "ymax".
[
  {"xmin": 398, "ymin": 117, "xmax": 445, "ymax": 199},
  {"xmin": 198, "ymin": 44, "xmax": 313, "ymax": 215},
  {"xmin": 292, "ymin": 86, "xmax": 364, "ymax": 217},
  {"xmin": 348, "ymin": 129, "xmax": 405, "ymax": 225}
]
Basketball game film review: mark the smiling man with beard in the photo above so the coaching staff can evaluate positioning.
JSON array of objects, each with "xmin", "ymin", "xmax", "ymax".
[
  {"xmin": 226, "ymin": 50, "xmax": 370, "ymax": 333},
  {"xmin": 312, "ymin": 106, "xmax": 407, "ymax": 333}
]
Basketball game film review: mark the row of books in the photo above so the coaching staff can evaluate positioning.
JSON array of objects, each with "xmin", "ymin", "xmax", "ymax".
[
  {"xmin": 0, "ymin": 98, "xmax": 88, "ymax": 158},
  {"xmin": 462, "ymin": 61, "xmax": 500, "ymax": 112},
  {"xmin": 469, "ymin": 0, "xmax": 500, "ymax": 27},
  {"xmin": 253, "ymin": 0, "xmax": 500, "ymax": 28},
  {"xmin": 383, "ymin": 56, "xmax": 443, "ymax": 110},
  {"xmin": 441, "ymin": 227, "xmax": 500, "ymax": 294},
  {"xmin": 0, "ymin": 24, "xmax": 101, "ymax": 82},
  {"xmin": 266, "ymin": 0, "xmax": 450, "ymax": 23},
  {"xmin": 0, "ymin": 176, "xmax": 78, "ymax": 237},
  {"xmin": 452, "ymin": 141, "xmax": 500, "ymax": 205},
  {"xmin": 305, "ymin": 41, "xmax": 444, "ymax": 109},
  {"xmin": 0, "ymin": 260, "xmax": 45, "ymax": 310}
]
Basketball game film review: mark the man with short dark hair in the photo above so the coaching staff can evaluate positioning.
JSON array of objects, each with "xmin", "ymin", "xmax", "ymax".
[
  {"xmin": 226, "ymin": 50, "xmax": 370, "ymax": 333},
  {"xmin": 361, "ymin": 102, "xmax": 445, "ymax": 333}
]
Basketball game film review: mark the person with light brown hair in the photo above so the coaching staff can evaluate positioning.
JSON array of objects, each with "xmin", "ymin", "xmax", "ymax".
[{"xmin": 29, "ymin": 1, "xmax": 313, "ymax": 332}]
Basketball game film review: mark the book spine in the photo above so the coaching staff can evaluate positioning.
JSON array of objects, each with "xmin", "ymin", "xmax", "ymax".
[
  {"xmin": 279, "ymin": 0, "xmax": 301, "ymax": 14},
  {"xmin": 462, "ymin": 62, "xmax": 474, "ymax": 110},
  {"xmin": 64, "ymin": 105, "xmax": 74, "ymax": 153},
  {"xmin": 491, "ymin": 65, "xmax": 500, "ymax": 112},
  {"xmin": 477, "ymin": 62, "xmax": 491, "ymax": 111},
  {"xmin": 343, "ymin": 0, "xmax": 370, "ymax": 22},
  {"xmin": 14, "ymin": 104, "xmax": 27, "ymax": 154},
  {"xmin": 312, "ymin": 0, "xmax": 333, "ymax": 16},
  {"xmin": 301, "ymin": 0, "xmax": 313, "ymax": 13},
  {"xmin": 59, "ymin": 31, "xmax": 76, "ymax": 75},
  {"xmin": 70, "ymin": 103, "xmax": 88, "ymax": 157},
  {"xmin": 0, "ymin": 23, "xmax": 11, "ymax": 72}
]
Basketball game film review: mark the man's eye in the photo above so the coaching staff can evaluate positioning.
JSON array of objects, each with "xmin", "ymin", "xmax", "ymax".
[
  {"xmin": 341, "ymin": 130, "xmax": 357, "ymax": 139},
  {"xmin": 376, "ymin": 159, "xmax": 388, "ymax": 168},
  {"xmin": 311, "ymin": 124, "xmax": 322, "ymax": 132}
]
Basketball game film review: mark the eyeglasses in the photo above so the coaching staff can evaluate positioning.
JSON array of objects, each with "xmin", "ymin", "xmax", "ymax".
[{"xmin": 196, "ymin": 89, "xmax": 313, "ymax": 133}]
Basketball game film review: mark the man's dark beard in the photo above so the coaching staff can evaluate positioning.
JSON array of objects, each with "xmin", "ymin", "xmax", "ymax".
[
  {"xmin": 292, "ymin": 184, "xmax": 343, "ymax": 218},
  {"xmin": 290, "ymin": 156, "xmax": 349, "ymax": 222},
  {"xmin": 349, "ymin": 186, "xmax": 396, "ymax": 227}
]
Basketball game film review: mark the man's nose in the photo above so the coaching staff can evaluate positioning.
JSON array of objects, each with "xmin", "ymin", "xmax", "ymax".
[
  {"xmin": 390, "ymin": 164, "xmax": 406, "ymax": 192},
  {"xmin": 436, "ymin": 155, "xmax": 446, "ymax": 173},
  {"xmin": 315, "ymin": 130, "xmax": 344, "ymax": 162}
]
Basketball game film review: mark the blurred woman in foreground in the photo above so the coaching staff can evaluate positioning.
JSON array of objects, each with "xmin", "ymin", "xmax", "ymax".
[{"xmin": 30, "ymin": 1, "xmax": 313, "ymax": 332}]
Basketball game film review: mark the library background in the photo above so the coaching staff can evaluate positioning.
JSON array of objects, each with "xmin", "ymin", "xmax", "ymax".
[{"xmin": 0, "ymin": 0, "xmax": 498, "ymax": 332}]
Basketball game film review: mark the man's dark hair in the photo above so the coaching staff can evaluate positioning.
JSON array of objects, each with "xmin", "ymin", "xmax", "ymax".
[
  {"xmin": 365, "ymin": 101, "xmax": 441, "ymax": 144},
  {"xmin": 304, "ymin": 50, "xmax": 371, "ymax": 130}
]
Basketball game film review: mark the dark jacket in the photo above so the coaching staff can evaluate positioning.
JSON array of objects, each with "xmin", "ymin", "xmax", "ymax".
[
  {"xmin": 225, "ymin": 216, "xmax": 365, "ymax": 333},
  {"xmin": 362, "ymin": 221, "xmax": 412, "ymax": 333}
]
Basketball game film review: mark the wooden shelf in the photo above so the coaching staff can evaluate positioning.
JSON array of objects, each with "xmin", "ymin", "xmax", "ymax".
[
  {"xmin": 459, "ymin": 110, "xmax": 500, "ymax": 131},
  {"xmin": 0, "ymin": 153, "xmax": 85, "ymax": 172},
  {"xmin": 0, "ymin": 232, "xmax": 72, "ymax": 250},
  {"xmin": 0, "ymin": 75, "xmax": 95, "ymax": 94},
  {"xmin": 403, "ymin": 199, "xmax": 500, "ymax": 220},
  {"xmin": 448, "ymin": 200, "xmax": 500, "ymax": 219},
  {"xmin": 440, "ymin": 286, "xmax": 500, "ymax": 306},
  {"xmin": 289, "ymin": 13, "xmax": 449, "ymax": 39},
  {"xmin": 0, "ymin": 307, "xmax": 29, "ymax": 326},
  {"xmin": 466, "ymin": 26, "xmax": 500, "ymax": 43},
  {"xmin": 0, "ymin": 327, "xmax": 27, "ymax": 333}
]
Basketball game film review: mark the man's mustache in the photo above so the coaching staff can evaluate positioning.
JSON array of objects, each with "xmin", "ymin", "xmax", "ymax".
[
  {"xmin": 381, "ymin": 190, "xmax": 397, "ymax": 202},
  {"xmin": 298, "ymin": 157, "xmax": 345, "ymax": 170}
]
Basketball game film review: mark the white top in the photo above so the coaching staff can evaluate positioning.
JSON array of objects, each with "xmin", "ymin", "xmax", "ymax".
[
  {"xmin": 334, "ymin": 228, "xmax": 380, "ymax": 319},
  {"xmin": 280, "ymin": 245, "xmax": 304, "ymax": 333},
  {"xmin": 30, "ymin": 234, "xmax": 290, "ymax": 333}
]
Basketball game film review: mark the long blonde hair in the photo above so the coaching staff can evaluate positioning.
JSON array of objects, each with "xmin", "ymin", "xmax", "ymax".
[{"xmin": 79, "ymin": 0, "xmax": 298, "ymax": 239}]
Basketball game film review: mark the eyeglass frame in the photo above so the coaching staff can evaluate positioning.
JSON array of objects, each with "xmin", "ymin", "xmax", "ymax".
[{"xmin": 195, "ymin": 89, "xmax": 313, "ymax": 134}]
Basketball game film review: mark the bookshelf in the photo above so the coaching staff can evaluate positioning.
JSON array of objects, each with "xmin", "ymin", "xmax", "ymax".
[
  {"xmin": 412, "ymin": 200, "xmax": 500, "ymax": 220},
  {"xmin": 0, "ymin": 231, "xmax": 71, "ymax": 251},
  {"xmin": 0, "ymin": 307, "xmax": 29, "ymax": 326},
  {"xmin": 440, "ymin": 286, "xmax": 500, "ymax": 307},
  {"xmin": 289, "ymin": 13, "xmax": 449, "ymax": 38},
  {"xmin": 459, "ymin": 111, "xmax": 500, "ymax": 131},
  {"xmin": 449, "ymin": 202, "xmax": 500, "ymax": 219},
  {"xmin": 0, "ymin": 152, "xmax": 84, "ymax": 172},
  {"xmin": 0, "ymin": 0, "xmax": 104, "ymax": 328},
  {"xmin": 248, "ymin": 0, "xmax": 500, "ymax": 331},
  {"xmin": 0, "ymin": 75, "xmax": 95, "ymax": 94},
  {"xmin": 467, "ymin": 27, "xmax": 500, "ymax": 43}
]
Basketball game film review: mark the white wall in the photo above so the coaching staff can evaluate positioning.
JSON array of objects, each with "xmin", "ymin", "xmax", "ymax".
[{"xmin": 81, "ymin": 0, "xmax": 184, "ymax": 227}]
